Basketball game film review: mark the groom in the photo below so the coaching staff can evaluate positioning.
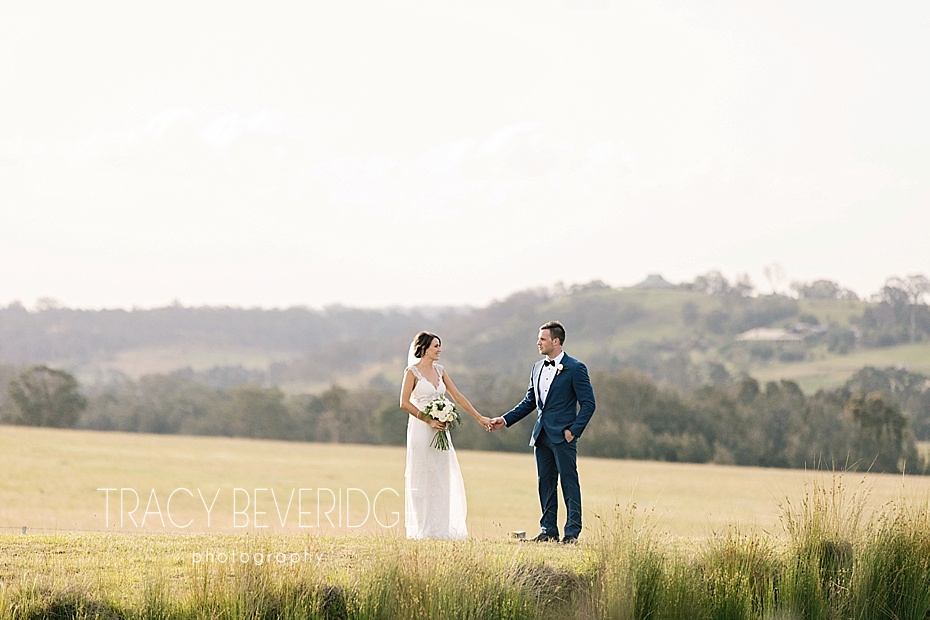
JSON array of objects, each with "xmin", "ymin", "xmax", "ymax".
[{"xmin": 489, "ymin": 320, "xmax": 595, "ymax": 544}]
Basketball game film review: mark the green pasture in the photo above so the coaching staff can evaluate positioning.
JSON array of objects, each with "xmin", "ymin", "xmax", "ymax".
[
  {"xmin": 796, "ymin": 297, "xmax": 868, "ymax": 326},
  {"xmin": 747, "ymin": 343, "xmax": 930, "ymax": 393},
  {"xmin": 70, "ymin": 346, "xmax": 302, "ymax": 383},
  {"xmin": 69, "ymin": 345, "xmax": 401, "ymax": 395}
]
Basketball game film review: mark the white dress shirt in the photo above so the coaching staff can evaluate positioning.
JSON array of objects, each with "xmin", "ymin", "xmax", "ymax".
[{"xmin": 537, "ymin": 351, "xmax": 565, "ymax": 407}]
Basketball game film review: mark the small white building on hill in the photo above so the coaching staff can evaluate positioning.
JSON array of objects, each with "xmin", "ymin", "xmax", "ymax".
[{"xmin": 735, "ymin": 328, "xmax": 804, "ymax": 343}]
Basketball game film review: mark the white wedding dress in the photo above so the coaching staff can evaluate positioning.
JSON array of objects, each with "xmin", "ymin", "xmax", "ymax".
[{"xmin": 404, "ymin": 363, "xmax": 468, "ymax": 539}]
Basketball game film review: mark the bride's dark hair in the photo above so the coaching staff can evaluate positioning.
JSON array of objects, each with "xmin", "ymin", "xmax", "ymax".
[{"xmin": 413, "ymin": 331, "xmax": 441, "ymax": 359}]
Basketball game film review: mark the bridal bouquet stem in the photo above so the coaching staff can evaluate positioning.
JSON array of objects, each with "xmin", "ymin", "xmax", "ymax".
[{"xmin": 422, "ymin": 397, "xmax": 461, "ymax": 450}]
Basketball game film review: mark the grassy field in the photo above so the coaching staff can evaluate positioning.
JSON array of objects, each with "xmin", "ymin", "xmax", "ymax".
[
  {"xmin": 796, "ymin": 297, "xmax": 869, "ymax": 326},
  {"xmin": 5, "ymin": 426, "xmax": 930, "ymax": 618},
  {"xmin": 70, "ymin": 345, "xmax": 303, "ymax": 383},
  {"xmin": 746, "ymin": 342, "xmax": 930, "ymax": 393},
  {"xmin": 3, "ymin": 425, "xmax": 930, "ymax": 539}
]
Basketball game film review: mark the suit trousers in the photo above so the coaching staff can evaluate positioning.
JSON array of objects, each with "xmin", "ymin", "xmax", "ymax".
[{"xmin": 534, "ymin": 430, "xmax": 582, "ymax": 538}]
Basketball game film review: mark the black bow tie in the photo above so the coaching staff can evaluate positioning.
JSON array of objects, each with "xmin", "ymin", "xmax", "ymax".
[{"xmin": 543, "ymin": 360, "xmax": 556, "ymax": 367}]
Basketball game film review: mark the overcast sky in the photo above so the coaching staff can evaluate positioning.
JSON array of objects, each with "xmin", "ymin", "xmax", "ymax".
[{"xmin": 2, "ymin": 1, "xmax": 928, "ymax": 310}]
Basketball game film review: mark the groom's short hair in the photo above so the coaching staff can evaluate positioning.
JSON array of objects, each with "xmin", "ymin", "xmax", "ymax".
[{"xmin": 540, "ymin": 321, "xmax": 565, "ymax": 345}]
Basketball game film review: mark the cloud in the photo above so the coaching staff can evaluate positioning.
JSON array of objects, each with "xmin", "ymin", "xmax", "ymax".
[
  {"xmin": 201, "ymin": 110, "xmax": 290, "ymax": 152},
  {"xmin": 474, "ymin": 122, "xmax": 543, "ymax": 160}
]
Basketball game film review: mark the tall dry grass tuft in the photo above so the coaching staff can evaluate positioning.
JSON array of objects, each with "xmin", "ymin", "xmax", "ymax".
[
  {"xmin": 1, "ymin": 585, "xmax": 122, "ymax": 620},
  {"xmin": 586, "ymin": 501, "xmax": 639, "ymax": 619},
  {"xmin": 352, "ymin": 537, "xmax": 552, "ymax": 620},
  {"xmin": 777, "ymin": 475, "xmax": 868, "ymax": 619},
  {"xmin": 586, "ymin": 500, "xmax": 693, "ymax": 619},
  {"xmin": 848, "ymin": 504, "xmax": 930, "ymax": 620},
  {"xmin": 699, "ymin": 530, "xmax": 778, "ymax": 619},
  {"xmin": 584, "ymin": 502, "xmax": 780, "ymax": 619}
]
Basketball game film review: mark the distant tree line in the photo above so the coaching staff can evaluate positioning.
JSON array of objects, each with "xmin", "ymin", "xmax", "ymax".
[
  {"xmin": 2, "ymin": 363, "xmax": 928, "ymax": 475},
  {"xmin": 857, "ymin": 275, "xmax": 930, "ymax": 346},
  {"xmin": 582, "ymin": 368, "xmax": 924, "ymax": 474}
]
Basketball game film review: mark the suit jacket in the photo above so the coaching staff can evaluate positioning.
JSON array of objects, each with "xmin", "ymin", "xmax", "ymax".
[{"xmin": 502, "ymin": 353, "xmax": 596, "ymax": 446}]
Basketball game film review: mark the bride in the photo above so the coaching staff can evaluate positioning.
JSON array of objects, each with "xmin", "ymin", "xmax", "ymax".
[{"xmin": 399, "ymin": 331, "xmax": 491, "ymax": 539}]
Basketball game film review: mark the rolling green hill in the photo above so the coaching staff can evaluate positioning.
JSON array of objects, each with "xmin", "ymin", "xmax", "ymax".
[{"xmin": 1, "ymin": 283, "xmax": 927, "ymax": 394}]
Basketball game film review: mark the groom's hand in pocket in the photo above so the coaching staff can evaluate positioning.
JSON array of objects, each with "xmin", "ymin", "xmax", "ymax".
[{"xmin": 564, "ymin": 429, "xmax": 575, "ymax": 443}]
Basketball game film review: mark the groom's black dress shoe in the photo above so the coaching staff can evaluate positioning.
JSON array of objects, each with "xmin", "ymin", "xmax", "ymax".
[
  {"xmin": 560, "ymin": 536, "xmax": 579, "ymax": 545},
  {"xmin": 525, "ymin": 532, "xmax": 559, "ymax": 543}
]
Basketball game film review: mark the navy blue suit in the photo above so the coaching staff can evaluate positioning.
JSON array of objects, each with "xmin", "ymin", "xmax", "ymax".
[{"xmin": 503, "ymin": 354, "xmax": 595, "ymax": 539}]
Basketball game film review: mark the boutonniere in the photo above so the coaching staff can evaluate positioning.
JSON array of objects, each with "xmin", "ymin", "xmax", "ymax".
[{"xmin": 556, "ymin": 364, "xmax": 565, "ymax": 375}]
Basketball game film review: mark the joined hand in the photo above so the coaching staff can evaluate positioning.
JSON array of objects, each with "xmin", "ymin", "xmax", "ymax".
[{"xmin": 487, "ymin": 417, "xmax": 506, "ymax": 432}]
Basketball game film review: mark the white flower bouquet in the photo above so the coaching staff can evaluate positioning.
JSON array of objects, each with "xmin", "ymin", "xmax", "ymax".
[{"xmin": 422, "ymin": 397, "xmax": 461, "ymax": 451}]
